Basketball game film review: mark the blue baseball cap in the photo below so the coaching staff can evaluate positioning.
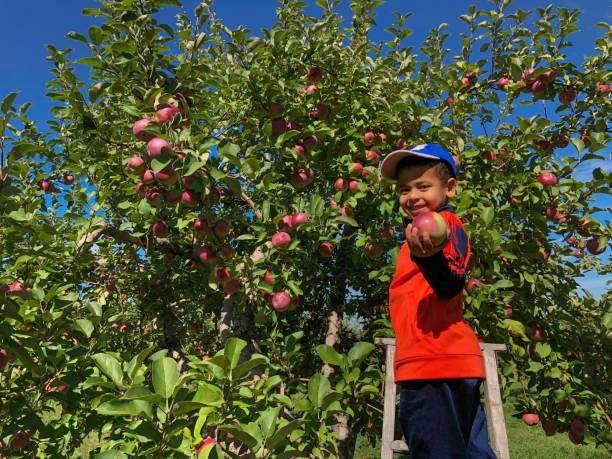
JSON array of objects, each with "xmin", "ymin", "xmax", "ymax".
[{"xmin": 379, "ymin": 143, "xmax": 457, "ymax": 180}]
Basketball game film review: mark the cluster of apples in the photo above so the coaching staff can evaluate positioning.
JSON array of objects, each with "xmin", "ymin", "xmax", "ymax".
[{"xmin": 131, "ymin": 106, "xmax": 241, "ymax": 293}]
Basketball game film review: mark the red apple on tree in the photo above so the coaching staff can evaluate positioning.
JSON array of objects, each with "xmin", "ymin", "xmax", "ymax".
[
  {"xmin": 467, "ymin": 278, "xmax": 482, "ymax": 293},
  {"xmin": 272, "ymin": 291, "xmax": 291, "ymax": 311},
  {"xmin": 264, "ymin": 271, "xmax": 276, "ymax": 284},
  {"xmin": 278, "ymin": 215, "xmax": 293, "ymax": 231},
  {"xmin": 223, "ymin": 278, "xmax": 240, "ymax": 295},
  {"xmin": 62, "ymin": 174, "xmax": 74, "ymax": 185},
  {"xmin": 214, "ymin": 219, "xmax": 230, "ymax": 239},
  {"xmin": 303, "ymin": 135, "xmax": 318, "ymax": 151},
  {"xmin": 194, "ymin": 219, "xmax": 210, "ymax": 239},
  {"xmin": 496, "ymin": 77, "xmax": 510, "ymax": 90},
  {"xmin": 147, "ymin": 137, "xmax": 172, "ymax": 159},
  {"xmin": 152, "ymin": 220, "xmax": 169, "ymax": 238},
  {"xmin": 366, "ymin": 150, "xmax": 380, "ymax": 163},
  {"xmin": 269, "ymin": 102, "xmax": 284, "ymax": 118},
  {"xmin": 271, "ymin": 117, "xmax": 287, "ymax": 135},
  {"xmin": 155, "ymin": 104, "xmax": 179, "ymax": 124},
  {"xmin": 196, "ymin": 246, "xmax": 216, "ymax": 263},
  {"xmin": 142, "ymin": 169, "xmax": 155, "ymax": 184},
  {"xmin": 522, "ymin": 413, "xmax": 539, "ymax": 425},
  {"xmin": 133, "ymin": 118, "xmax": 154, "ymax": 142},
  {"xmin": 558, "ymin": 89, "xmax": 576, "ymax": 104},
  {"xmin": 537, "ymin": 172, "xmax": 557, "ymax": 186},
  {"xmin": 364, "ymin": 131, "xmax": 375, "ymax": 146},
  {"xmin": 291, "ymin": 212, "xmax": 308, "ymax": 228},
  {"xmin": 307, "ymin": 66, "xmax": 323, "ymax": 83},
  {"xmin": 367, "ymin": 244, "xmax": 383, "ymax": 259},
  {"xmin": 334, "ymin": 178, "xmax": 348, "ymax": 191},
  {"xmin": 181, "ymin": 190, "xmax": 199, "ymax": 207},
  {"xmin": 272, "ymin": 231, "xmax": 291, "ymax": 249},
  {"xmin": 155, "ymin": 165, "xmax": 178, "ymax": 185},
  {"xmin": 319, "ymin": 241, "xmax": 333, "ymax": 257},
  {"xmin": 586, "ymin": 237, "xmax": 605, "ymax": 255},
  {"xmin": 128, "ymin": 157, "xmax": 145, "ymax": 174},
  {"xmin": 553, "ymin": 134, "xmax": 569, "ymax": 148}
]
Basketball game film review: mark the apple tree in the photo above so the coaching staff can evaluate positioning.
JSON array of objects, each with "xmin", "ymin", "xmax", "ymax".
[{"xmin": 0, "ymin": 0, "xmax": 610, "ymax": 456}]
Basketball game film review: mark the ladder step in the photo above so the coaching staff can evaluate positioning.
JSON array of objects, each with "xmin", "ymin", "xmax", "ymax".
[{"xmin": 392, "ymin": 440, "xmax": 409, "ymax": 452}]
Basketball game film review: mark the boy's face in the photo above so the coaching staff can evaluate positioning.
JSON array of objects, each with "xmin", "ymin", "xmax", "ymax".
[{"xmin": 397, "ymin": 164, "xmax": 456, "ymax": 218}]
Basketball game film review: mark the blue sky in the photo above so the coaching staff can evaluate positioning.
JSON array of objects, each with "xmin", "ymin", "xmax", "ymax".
[{"xmin": 0, "ymin": 0, "xmax": 609, "ymax": 298}]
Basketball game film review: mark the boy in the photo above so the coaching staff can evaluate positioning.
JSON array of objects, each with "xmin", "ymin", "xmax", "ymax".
[{"xmin": 379, "ymin": 144, "xmax": 496, "ymax": 458}]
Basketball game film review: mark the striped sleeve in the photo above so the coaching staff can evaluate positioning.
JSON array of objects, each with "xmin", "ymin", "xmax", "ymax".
[{"xmin": 410, "ymin": 220, "xmax": 468, "ymax": 298}]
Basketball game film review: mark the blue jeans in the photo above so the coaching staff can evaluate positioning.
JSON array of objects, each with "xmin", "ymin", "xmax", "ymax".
[{"xmin": 398, "ymin": 378, "xmax": 497, "ymax": 459}]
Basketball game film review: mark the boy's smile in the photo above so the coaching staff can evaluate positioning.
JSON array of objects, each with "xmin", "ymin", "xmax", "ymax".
[{"xmin": 397, "ymin": 164, "xmax": 456, "ymax": 218}]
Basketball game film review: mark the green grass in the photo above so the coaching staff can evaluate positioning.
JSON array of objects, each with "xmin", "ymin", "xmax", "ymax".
[{"xmin": 354, "ymin": 403, "xmax": 607, "ymax": 459}]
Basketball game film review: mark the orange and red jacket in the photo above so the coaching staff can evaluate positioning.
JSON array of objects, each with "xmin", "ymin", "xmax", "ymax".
[{"xmin": 389, "ymin": 205, "xmax": 485, "ymax": 382}]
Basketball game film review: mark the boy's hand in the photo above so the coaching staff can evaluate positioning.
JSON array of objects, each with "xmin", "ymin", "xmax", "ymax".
[{"xmin": 405, "ymin": 222, "xmax": 450, "ymax": 258}]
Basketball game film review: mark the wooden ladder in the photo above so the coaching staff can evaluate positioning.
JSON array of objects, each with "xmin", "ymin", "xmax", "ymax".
[{"xmin": 374, "ymin": 338, "xmax": 510, "ymax": 459}]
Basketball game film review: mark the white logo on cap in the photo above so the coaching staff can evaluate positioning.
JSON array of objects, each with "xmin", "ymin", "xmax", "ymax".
[{"xmin": 411, "ymin": 144, "xmax": 427, "ymax": 151}]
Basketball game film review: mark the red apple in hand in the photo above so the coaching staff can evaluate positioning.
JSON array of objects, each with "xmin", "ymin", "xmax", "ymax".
[{"xmin": 412, "ymin": 212, "xmax": 447, "ymax": 246}]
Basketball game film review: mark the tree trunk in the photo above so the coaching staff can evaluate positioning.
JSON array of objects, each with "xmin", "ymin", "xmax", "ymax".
[
  {"xmin": 336, "ymin": 413, "xmax": 356, "ymax": 459},
  {"xmin": 322, "ymin": 310, "xmax": 342, "ymax": 378}
]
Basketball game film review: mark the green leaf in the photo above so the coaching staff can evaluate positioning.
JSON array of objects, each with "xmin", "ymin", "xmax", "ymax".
[
  {"xmin": 315, "ymin": 345, "xmax": 345, "ymax": 366},
  {"xmin": 183, "ymin": 158, "xmax": 206, "ymax": 176},
  {"xmin": 66, "ymin": 31, "xmax": 88, "ymax": 43},
  {"xmin": 74, "ymin": 319, "xmax": 94, "ymax": 338},
  {"xmin": 9, "ymin": 143, "xmax": 40, "ymax": 159},
  {"xmin": 197, "ymin": 443, "xmax": 224, "ymax": 459},
  {"xmin": 233, "ymin": 356, "xmax": 267, "ymax": 379},
  {"xmin": 152, "ymin": 356, "xmax": 178, "ymax": 399},
  {"xmin": 1, "ymin": 92, "xmax": 19, "ymax": 114},
  {"xmin": 308, "ymin": 373, "xmax": 330, "ymax": 408},
  {"xmin": 96, "ymin": 398, "xmax": 153, "ymax": 419},
  {"xmin": 192, "ymin": 383, "xmax": 224, "ymax": 407},
  {"xmin": 310, "ymin": 194, "xmax": 325, "ymax": 217},
  {"xmin": 481, "ymin": 206, "xmax": 494, "ymax": 226},
  {"xmin": 93, "ymin": 451, "xmax": 128, "ymax": 459},
  {"xmin": 267, "ymin": 420, "xmax": 302, "ymax": 449},
  {"xmin": 490, "ymin": 279, "xmax": 513, "ymax": 290},
  {"xmin": 218, "ymin": 425, "xmax": 259, "ymax": 450},
  {"xmin": 121, "ymin": 386, "xmax": 162, "ymax": 403},
  {"xmin": 348, "ymin": 342, "xmax": 375, "ymax": 362},
  {"xmin": 88, "ymin": 25, "xmax": 105, "ymax": 45},
  {"xmin": 260, "ymin": 406, "xmax": 280, "ymax": 439},
  {"xmin": 224, "ymin": 337, "xmax": 247, "ymax": 369},
  {"xmin": 223, "ymin": 176, "xmax": 242, "ymax": 196},
  {"xmin": 535, "ymin": 342, "xmax": 551, "ymax": 358},
  {"xmin": 333, "ymin": 216, "xmax": 359, "ymax": 227},
  {"xmin": 92, "ymin": 353, "xmax": 124, "ymax": 388}
]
